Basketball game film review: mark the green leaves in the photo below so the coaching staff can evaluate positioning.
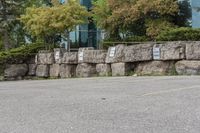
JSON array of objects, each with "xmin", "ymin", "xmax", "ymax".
[
  {"xmin": 92, "ymin": 0, "xmax": 179, "ymax": 40},
  {"xmin": 20, "ymin": 0, "xmax": 91, "ymax": 39}
]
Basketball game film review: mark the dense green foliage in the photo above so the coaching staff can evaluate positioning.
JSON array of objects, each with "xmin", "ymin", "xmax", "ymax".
[
  {"xmin": 93, "ymin": 0, "xmax": 192, "ymax": 41},
  {"xmin": 156, "ymin": 28, "xmax": 200, "ymax": 41},
  {"xmin": 0, "ymin": 43, "xmax": 45, "ymax": 64},
  {"xmin": 19, "ymin": 0, "xmax": 90, "ymax": 51}
]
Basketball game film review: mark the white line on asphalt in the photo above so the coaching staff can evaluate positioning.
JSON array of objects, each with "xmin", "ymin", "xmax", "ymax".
[{"xmin": 142, "ymin": 85, "xmax": 200, "ymax": 96}]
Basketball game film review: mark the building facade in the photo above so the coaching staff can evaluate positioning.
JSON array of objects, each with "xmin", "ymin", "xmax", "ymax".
[
  {"xmin": 61, "ymin": 0, "xmax": 100, "ymax": 49},
  {"xmin": 191, "ymin": 0, "xmax": 200, "ymax": 28}
]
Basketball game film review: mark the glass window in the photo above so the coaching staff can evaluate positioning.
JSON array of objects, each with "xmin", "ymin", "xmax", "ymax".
[{"xmin": 192, "ymin": 0, "xmax": 200, "ymax": 28}]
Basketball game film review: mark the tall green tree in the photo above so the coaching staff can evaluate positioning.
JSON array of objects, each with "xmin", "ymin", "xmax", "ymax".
[
  {"xmin": 20, "ymin": 0, "xmax": 91, "ymax": 51},
  {"xmin": 0, "ymin": 0, "xmax": 23, "ymax": 50},
  {"xmin": 92, "ymin": 0, "xmax": 179, "ymax": 40}
]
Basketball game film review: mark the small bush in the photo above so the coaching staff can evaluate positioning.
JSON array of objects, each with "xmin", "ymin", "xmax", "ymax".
[
  {"xmin": 156, "ymin": 27, "xmax": 200, "ymax": 41},
  {"xmin": 124, "ymin": 36, "xmax": 150, "ymax": 42},
  {"xmin": 0, "ymin": 43, "xmax": 45, "ymax": 64},
  {"xmin": 102, "ymin": 36, "xmax": 150, "ymax": 49}
]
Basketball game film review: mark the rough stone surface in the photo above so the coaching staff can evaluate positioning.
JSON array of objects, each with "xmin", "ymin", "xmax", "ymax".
[
  {"xmin": 175, "ymin": 60, "xmax": 200, "ymax": 75},
  {"xmin": 79, "ymin": 50, "xmax": 107, "ymax": 64},
  {"xmin": 4, "ymin": 64, "xmax": 28, "ymax": 78},
  {"xmin": 135, "ymin": 61, "xmax": 175, "ymax": 75},
  {"xmin": 76, "ymin": 63, "xmax": 97, "ymax": 77},
  {"xmin": 78, "ymin": 47, "xmax": 94, "ymax": 62},
  {"xmin": 28, "ymin": 64, "xmax": 37, "ymax": 76},
  {"xmin": 60, "ymin": 64, "xmax": 77, "ymax": 78},
  {"xmin": 50, "ymin": 64, "xmax": 60, "ymax": 77},
  {"xmin": 54, "ymin": 48, "xmax": 66, "ymax": 64},
  {"xmin": 124, "ymin": 43, "xmax": 153, "ymax": 62},
  {"xmin": 36, "ymin": 65, "xmax": 49, "ymax": 78},
  {"xmin": 96, "ymin": 64, "xmax": 111, "ymax": 76},
  {"xmin": 111, "ymin": 63, "xmax": 134, "ymax": 76},
  {"xmin": 154, "ymin": 42, "xmax": 185, "ymax": 60},
  {"xmin": 106, "ymin": 45, "xmax": 125, "ymax": 63},
  {"xmin": 186, "ymin": 41, "xmax": 200, "ymax": 60},
  {"xmin": 36, "ymin": 52, "xmax": 54, "ymax": 65},
  {"xmin": 62, "ymin": 52, "xmax": 78, "ymax": 64}
]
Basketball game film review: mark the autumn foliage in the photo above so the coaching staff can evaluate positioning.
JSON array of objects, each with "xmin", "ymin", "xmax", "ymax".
[{"xmin": 93, "ymin": 0, "xmax": 179, "ymax": 40}]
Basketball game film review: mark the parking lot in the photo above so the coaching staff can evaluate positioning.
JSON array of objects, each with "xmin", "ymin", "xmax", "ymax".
[{"xmin": 0, "ymin": 76, "xmax": 200, "ymax": 133}]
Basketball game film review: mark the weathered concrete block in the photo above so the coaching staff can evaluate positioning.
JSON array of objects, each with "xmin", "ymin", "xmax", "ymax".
[
  {"xmin": 54, "ymin": 48, "xmax": 66, "ymax": 64},
  {"xmin": 76, "ymin": 63, "xmax": 97, "ymax": 77},
  {"xmin": 154, "ymin": 42, "xmax": 185, "ymax": 60},
  {"xmin": 4, "ymin": 64, "xmax": 28, "ymax": 78},
  {"xmin": 124, "ymin": 43, "xmax": 153, "ymax": 62},
  {"xmin": 175, "ymin": 60, "xmax": 200, "ymax": 75},
  {"xmin": 60, "ymin": 64, "xmax": 77, "ymax": 78},
  {"xmin": 62, "ymin": 52, "xmax": 78, "ymax": 64},
  {"xmin": 36, "ymin": 51, "xmax": 54, "ymax": 65},
  {"xmin": 186, "ymin": 41, "xmax": 200, "ymax": 60},
  {"xmin": 79, "ymin": 50, "xmax": 107, "ymax": 64},
  {"xmin": 36, "ymin": 65, "xmax": 49, "ymax": 78},
  {"xmin": 135, "ymin": 61, "xmax": 175, "ymax": 75},
  {"xmin": 28, "ymin": 64, "xmax": 37, "ymax": 76},
  {"xmin": 96, "ymin": 64, "xmax": 111, "ymax": 76},
  {"xmin": 106, "ymin": 45, "xmax": 125, "ymax": 63},
  {"xmin": 111, "ymin": 63, "xmax": 134, "ymax": 76},
  {"xmin": 50, "ymin": 64, "xmax": 60, "ymax": 77}
]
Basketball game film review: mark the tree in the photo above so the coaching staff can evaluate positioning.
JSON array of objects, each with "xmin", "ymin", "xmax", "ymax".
[
  {"xmin": 92, "ymin": 0, "xmax": 179, "ymax": 40},
  {"xmin": 20, "ymin": 0, "xmax": 91, "ymax": 51},
  {"xmin": 172, "ymin": 0, "xmax": 192, "ymax": 27},
  {"xmin": 0, "ymin": 0, "xmax": 23, "ymax": 50}
]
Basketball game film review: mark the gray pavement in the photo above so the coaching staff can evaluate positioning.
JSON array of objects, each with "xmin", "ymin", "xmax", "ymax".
[{"xmin": 0, "ymin": 76, "xmax": 200, "ymax": 133}]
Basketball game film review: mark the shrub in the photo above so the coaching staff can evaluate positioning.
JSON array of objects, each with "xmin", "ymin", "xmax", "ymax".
[
  {"xmin": 0, "ymin": 43, "xmax": 45, "ymax": 64},
  {"xmin": 156, "ymin": 27, "xmax": 200, "ymax": 41},
  {"xmin": 102, "ymin": 35, "xmax": 150, "ymax": 49},
  {"xmin": 124, "ymin": 36, "xmax": 150, "ymax": 42}
]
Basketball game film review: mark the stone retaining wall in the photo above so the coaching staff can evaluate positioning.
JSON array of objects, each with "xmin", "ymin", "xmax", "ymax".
[{"xmin": 3, "ymin": 41, "xmax": 200, "ymax": 80}]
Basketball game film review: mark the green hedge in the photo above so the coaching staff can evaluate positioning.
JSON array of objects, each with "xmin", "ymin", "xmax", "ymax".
[
  {"xmin": 102, "ymin": 36, "xmax": 150, "ymax": 49},
  {"xmin": 156, "ymin": 27, "xmax": 200, "ymax": 41},
  {"xmin": 0, "ymin": 43, "xmax": 45, "ymax": 64}
]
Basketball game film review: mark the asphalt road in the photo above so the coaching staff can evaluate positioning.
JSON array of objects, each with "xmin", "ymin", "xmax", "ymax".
[{"xmin": 0, "ymin": 76, "xmax": 200, "ymax": 133}]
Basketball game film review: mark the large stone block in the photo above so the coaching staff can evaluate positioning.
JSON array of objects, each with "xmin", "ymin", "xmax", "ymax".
[
  {"xmin": 78, "ymin": 47, "xmax": 94, "ymax": 63},
  {"xmin": 76, "ymin": 63, "xmax": 97, "ymax": 77},
  {"xmin": 96, "ymin": 64, "xmax": 111, "ymax": 76},
  {"xmin": 4, "ymin": 64, "xmax": 28, "ymax": 78},
  {"xmin": 175, "ymin": 60, "xmax": 200, "ymax": 75},
  {"xmin": 54, "ymin": 48, "xmax": 66, "ymax": 64},
  {"xmin": 111, "ymin": 63, "xmax": 134, "ymax": 76},
  {"xmin": 26, "ymin": 57, "xmax": 36, "ymax": 64},
  {"xmin": 79, "ymin": 50, "xmax": 107, "ymax": 64},
  {"xmin": 62, "ymin": 52, "xmax": 78, "ymax": 64},
  {"xmin": 106, "ymin": 45, "xmax": 125, "ymax": 63},
  {"xmin": 135, "ymin": 61, "xmax": 175, "ymax": 75},
  {"xmin": 28, "ymin": 64, "xmax": 37, "ymax": 76},
  {"xmin": 154, "ymin": 42, "xmax": 185, "ymax": 60},
  {"xmin": 50, "ymin": 64, "xmax": 60, "ymax": 78},
  {"xmin": 36, "ymin": 65, "xmax": 49, "ymax": 78},
  {"xmin": 124, "ymin": 43, "xmax": 153, "ymax": 62},
  {"xmin": 60, "ymin": 64, "xmax": 77, "ymax": 78},
  {"xmin": 36, "ymin": 51, "xmax": 54, "ymax": 65},
  {"xmin": 186, "ymin": 41, "xmax": 200, "ymax": 60}
]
